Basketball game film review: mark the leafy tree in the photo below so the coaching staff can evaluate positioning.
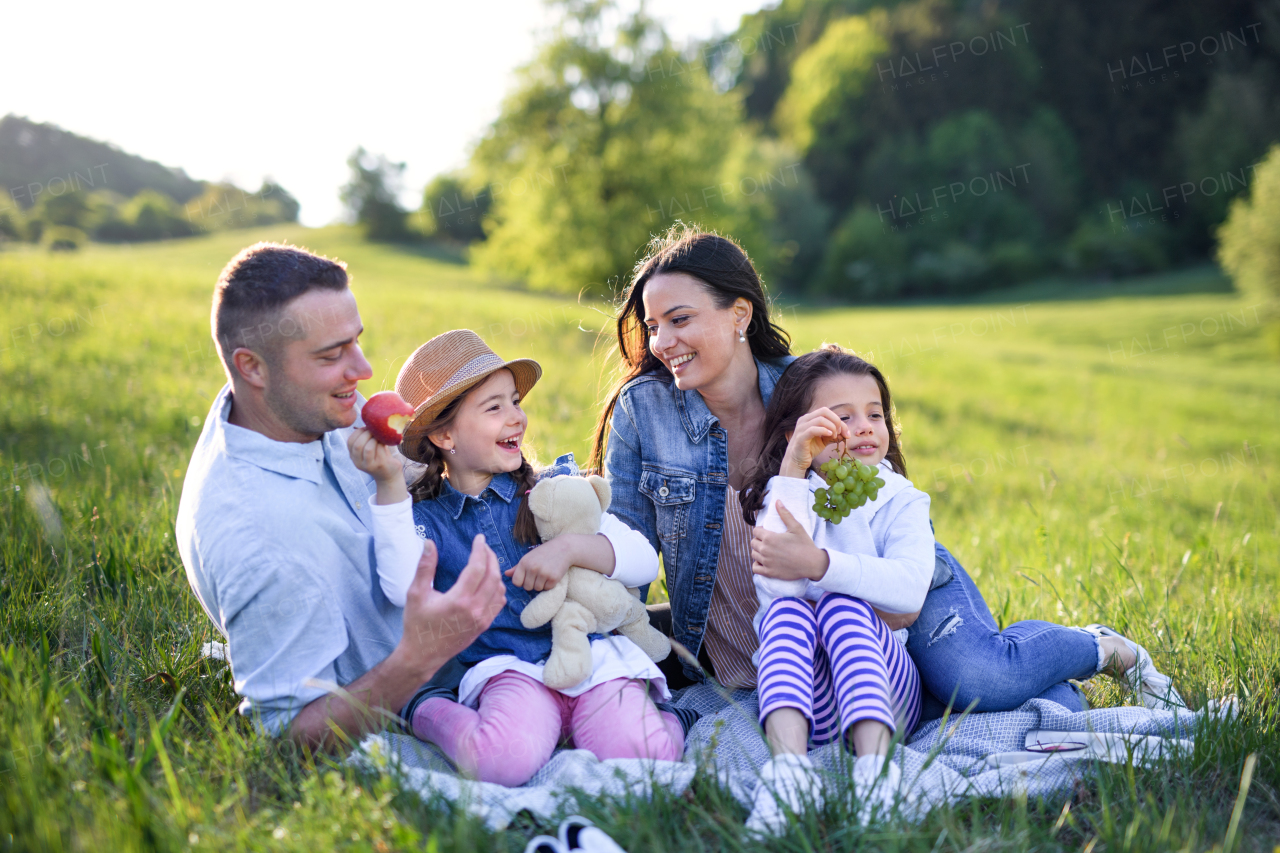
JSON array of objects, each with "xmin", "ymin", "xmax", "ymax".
[
  {"xmin": 341, "ymin": 147, "xmax": 411, "ymax": 242},
  {"xmin": 1063, "ymin": 216, "xmax": 1168, "ymax": 278},
  {"xmin": 83, "ymin": 190, "xmax": 134, "ymax": 241},
  {"xmin": 1013, "ymin": 108, "xmax": 1083, "ymax": 238},
  {"xmin": 258, "ymin": 181, "xmax": 301, "ymax": 223},
  {"xmin": 814, "ymin": 204, "xmax": 908, "ymax": 298},
  {"xmin": 183, "ymin": 181, "xmax": 300, "ymax": 232},
  {"xmin": 0, "ymin": 205, "xmax": 25, "ymax": 241},
  {"xmin": 811, "ymin": 106, "xmax": 1079, "ymax": 295},
  {"xmin": 121, "ymin": 190, "xmax": 196, "ymax": 240},
  {"xmin": 774, "ymin": 1, "xmax": 1042, "ymax": 209},
  {"xmin": 713, "ymin": 0, "xmax": 1280, "ymax": 296},
  {"xmin": 419, "ymin": 172, "xmax": 489, "ymax": 243},
  {"xmin": 774, "ymin": 12, "xmax": 888, "ymax": 157},
  {"xmin": 1175, "ymin": 72, "xmax": 1280, "ymax": 252},
  {"xmin": 712, "ymin": 136, "xmax": 830, "ymax": 291},
  {"xmin": 712, "ymin": 0, "xmax": 870, "ymax": 124},
  {"xmin": 31, "ymin": 188, "xmax": 149, "ymax": 242},
  {"xmin": 35, "ymin": 189, "xmax": 94, "ymax": 230},
  {"xmin": 469, "ymin": 0, "xmax": 742, "ymax": 294},
  {"xmin": 1219, "ymin": 143, "xmax": 1280, "ymax": 307}
]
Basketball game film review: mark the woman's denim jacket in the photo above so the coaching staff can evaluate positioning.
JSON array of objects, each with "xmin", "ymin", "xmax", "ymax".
[
  {"xmin": 603, "ymin": 356, "xmax": 956, "ymax": 682},
  {"xmin": 602, "ymin": 356, "xmax": 793, "ymax": 681}
]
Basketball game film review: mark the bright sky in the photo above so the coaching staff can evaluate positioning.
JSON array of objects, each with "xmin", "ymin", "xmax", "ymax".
[{"xmin": 7, "ymin": 0, "xmax": 770, "ymax": 225}]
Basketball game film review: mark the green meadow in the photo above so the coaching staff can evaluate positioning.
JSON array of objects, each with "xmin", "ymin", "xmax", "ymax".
[{"xmin": 0, "ymin": 226, "xmax": 1276, "ymax": 851}]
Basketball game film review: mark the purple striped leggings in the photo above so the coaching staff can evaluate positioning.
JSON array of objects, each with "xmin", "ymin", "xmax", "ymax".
[{"xmin": 757, "ymin": 593, "xmax": 922, "ymax": 746}]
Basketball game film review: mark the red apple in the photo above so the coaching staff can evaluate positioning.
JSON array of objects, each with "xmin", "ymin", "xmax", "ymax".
[{"xmin": 362, "ymin": 391, "xmax": 416, "ymax": 445}]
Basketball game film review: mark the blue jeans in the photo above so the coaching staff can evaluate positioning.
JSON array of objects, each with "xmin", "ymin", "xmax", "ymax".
[{"xmin": 907, "ymin": 544, "xmax": 1099, "ymax": 721}]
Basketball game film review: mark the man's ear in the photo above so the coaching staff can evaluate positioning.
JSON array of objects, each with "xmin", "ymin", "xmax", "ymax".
[
  {"xmin": 231, "ymin": 347, "xmax": 268, "ymax": 390},
  {"xmin": 587, "ymin": 475, "xmax": 611, "ymax": 512}
]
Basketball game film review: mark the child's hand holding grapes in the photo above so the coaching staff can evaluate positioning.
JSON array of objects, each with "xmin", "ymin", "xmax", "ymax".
[{"xmin": 779, "ymin": 408, "xmax": 851, "ymax": 480}]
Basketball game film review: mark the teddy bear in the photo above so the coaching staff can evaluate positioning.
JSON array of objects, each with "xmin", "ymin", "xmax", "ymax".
[{"xmin": 519, "ymin": 474, "xmax": 671, "ymax": 689}]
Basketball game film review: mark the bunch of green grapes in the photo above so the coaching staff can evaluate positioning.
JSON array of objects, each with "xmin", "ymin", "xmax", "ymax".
[{"xmin": 813, "ymin": 456, "xmax": 886, "ymax": 523}]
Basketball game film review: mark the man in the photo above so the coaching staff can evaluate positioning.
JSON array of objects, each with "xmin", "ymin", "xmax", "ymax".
[{"xmin": 176, "ymin": 242, "xmax": 505, "ymax": 749}]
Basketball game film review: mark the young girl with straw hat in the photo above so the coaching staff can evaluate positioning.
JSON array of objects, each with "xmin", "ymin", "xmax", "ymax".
[{"xmin": 374, "ymin": 329, "xmax": 693, "ymax": 787}]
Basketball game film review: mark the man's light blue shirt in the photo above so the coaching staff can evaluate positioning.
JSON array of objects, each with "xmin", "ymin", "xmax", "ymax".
[{"xmin": 176, "ymin": 385, "xmax": 403, "ymax": 735}]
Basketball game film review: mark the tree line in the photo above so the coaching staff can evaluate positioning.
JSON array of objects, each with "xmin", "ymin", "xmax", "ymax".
[
  {"xmin": 0, "ymin": 115, "xmax": 299, "ymax": 250},
  {"xmin": 348, "ymin": 0, "xmax": 1280, "ymax": 303}
]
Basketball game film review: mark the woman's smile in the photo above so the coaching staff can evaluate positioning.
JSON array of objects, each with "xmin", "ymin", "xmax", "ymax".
[{"xmin": 669, "ymin": 352, "xmax": 696, "ymax": 374}]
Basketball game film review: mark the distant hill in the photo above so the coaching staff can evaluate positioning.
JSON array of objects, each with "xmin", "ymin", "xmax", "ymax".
[
  {"xmin": 0, "ymin": 115, "xmax": 205, "ymax": 207},
  {"xmin": 0, "ymin": 115, "xmax": 298, "ymax": 248}
]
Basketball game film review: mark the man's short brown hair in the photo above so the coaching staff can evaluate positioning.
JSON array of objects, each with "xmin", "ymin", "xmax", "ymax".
[{"xmin": 211, "ymin": 242, "xmax": 349, "ymax": 376}]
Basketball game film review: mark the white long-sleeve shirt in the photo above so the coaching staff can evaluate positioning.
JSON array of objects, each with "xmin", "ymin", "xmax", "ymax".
[{"xmin": 752, "ymin": 459, "xmax": 935, "ymax": 650}]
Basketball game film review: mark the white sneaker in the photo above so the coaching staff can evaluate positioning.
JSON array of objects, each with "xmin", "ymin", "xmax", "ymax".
[
  {"xmin": 523, "ymin": 836, "xmax": 567, "ymax": 853},
  {"xmin": 745, "ymin": 753, "xmax": 824, "ymax": 836},
  {"xmin": 852, "ymin": 754, "xmax": 919, "ymax": 824},
  {"xmin": 557, "ymin": 816, "xmax": 627, "ymax": 853},
  {"xmin": 1086, "ymin": 624, "xmax": 1187, "ymax": 711}
]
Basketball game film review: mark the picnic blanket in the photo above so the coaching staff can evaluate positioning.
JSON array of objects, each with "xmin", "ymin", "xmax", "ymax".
[{"xmin": 351, "ymin": 683, "xmax": 1202, "ymax": 831}]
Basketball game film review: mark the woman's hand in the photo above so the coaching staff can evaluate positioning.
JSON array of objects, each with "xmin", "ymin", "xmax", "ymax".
[
  {"xmin": 506, "ymin": 536, "xmax": 575, "ymax": 592},
  {"xmin": 779, "ymin": 408, "xmax": 851, "ymax": 479},
  {"xmin": 751, "ymin": 503, "xmax": 828, "ymax": 581},
  {"xmin": 347, "ymin": 428, "xmax": 409, "ymax": 505}
]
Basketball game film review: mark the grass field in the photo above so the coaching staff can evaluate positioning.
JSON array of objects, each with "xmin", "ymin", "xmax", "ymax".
[{"xmin": 1, "ymin": 225, "xmax": 1277, "ymax": 851}]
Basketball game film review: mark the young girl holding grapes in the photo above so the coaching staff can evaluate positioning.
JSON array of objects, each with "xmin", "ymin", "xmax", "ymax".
[
  {"xmin": 737, "ymin": 344, "xmax": 1187, "ymax": 833},
  {"xmin": 736, "ymin": 345, "xmax": 936, "ymax": 832}
]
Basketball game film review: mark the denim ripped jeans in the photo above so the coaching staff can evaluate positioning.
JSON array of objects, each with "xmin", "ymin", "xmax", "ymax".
[{"xmin": 907, "ymin": 543, "xmax": 1100, "ymax": 721}]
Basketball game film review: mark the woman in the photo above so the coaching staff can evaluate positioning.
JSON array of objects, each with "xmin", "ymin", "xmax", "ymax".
[{"xmin": 590, "ymin": 225, "xmax": 1182, "ymax": 721}]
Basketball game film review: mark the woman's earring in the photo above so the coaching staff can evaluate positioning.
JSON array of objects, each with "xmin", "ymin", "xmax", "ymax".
[
  {"xmin": 738, "ymin": 328, "xmax": 746, "ymax": 343},
  {"xmin": 449, "ymin": 448, "xmax": 456, "ymax": 454}
]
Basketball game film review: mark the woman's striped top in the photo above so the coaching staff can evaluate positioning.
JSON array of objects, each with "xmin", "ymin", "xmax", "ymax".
[{"xmin": 701, "ymin": 486, "xmax": 761, "ymax": 689}]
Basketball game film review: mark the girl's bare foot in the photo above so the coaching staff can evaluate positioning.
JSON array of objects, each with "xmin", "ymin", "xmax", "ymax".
[
  {"xmin": 1087, "ymin": 624, "xmax": 1186, "ymax": 710},
  {"xmin": 1098, "ymin": 635, "xmax": 1136, "ymax": 677}
]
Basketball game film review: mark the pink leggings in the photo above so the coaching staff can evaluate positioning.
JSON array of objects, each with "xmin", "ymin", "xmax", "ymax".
[{"xmin": 412, "ymin": 671, "xmax": 684, "ymax": 787}]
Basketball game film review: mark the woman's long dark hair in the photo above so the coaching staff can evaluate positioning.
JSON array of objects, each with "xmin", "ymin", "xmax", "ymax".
[
  {"xmin": 588, "ymin": 224, "xmax": 792, "ymax": 473},
  {"xmin": 739, "ymin": 344, "xmax": 907, "ymax": 526},
  {"xmin": 408, "ymin": 385, "xmax": 541, "ymax": 544}
]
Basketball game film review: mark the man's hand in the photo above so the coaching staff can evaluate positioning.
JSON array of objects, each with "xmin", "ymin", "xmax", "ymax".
[
  {"xmin": 751, "ymin": 503, "xmax": 828, "ymax": 581},
  {"xmin": 347, "ymin": 427, "xmax": 409, "ymax": 506},
  {"xmin": 403, "ymin": 534, "xmax": 506, "ymax": 662},
  {"xmin": 286, "ymin": 534, "xmax": 504, "ymax": 753}
]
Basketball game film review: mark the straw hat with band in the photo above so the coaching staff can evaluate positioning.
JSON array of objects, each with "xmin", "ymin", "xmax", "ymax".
[{"xmin": 394, "ymin": 329, "xmax": 541, "ymax": 463}]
